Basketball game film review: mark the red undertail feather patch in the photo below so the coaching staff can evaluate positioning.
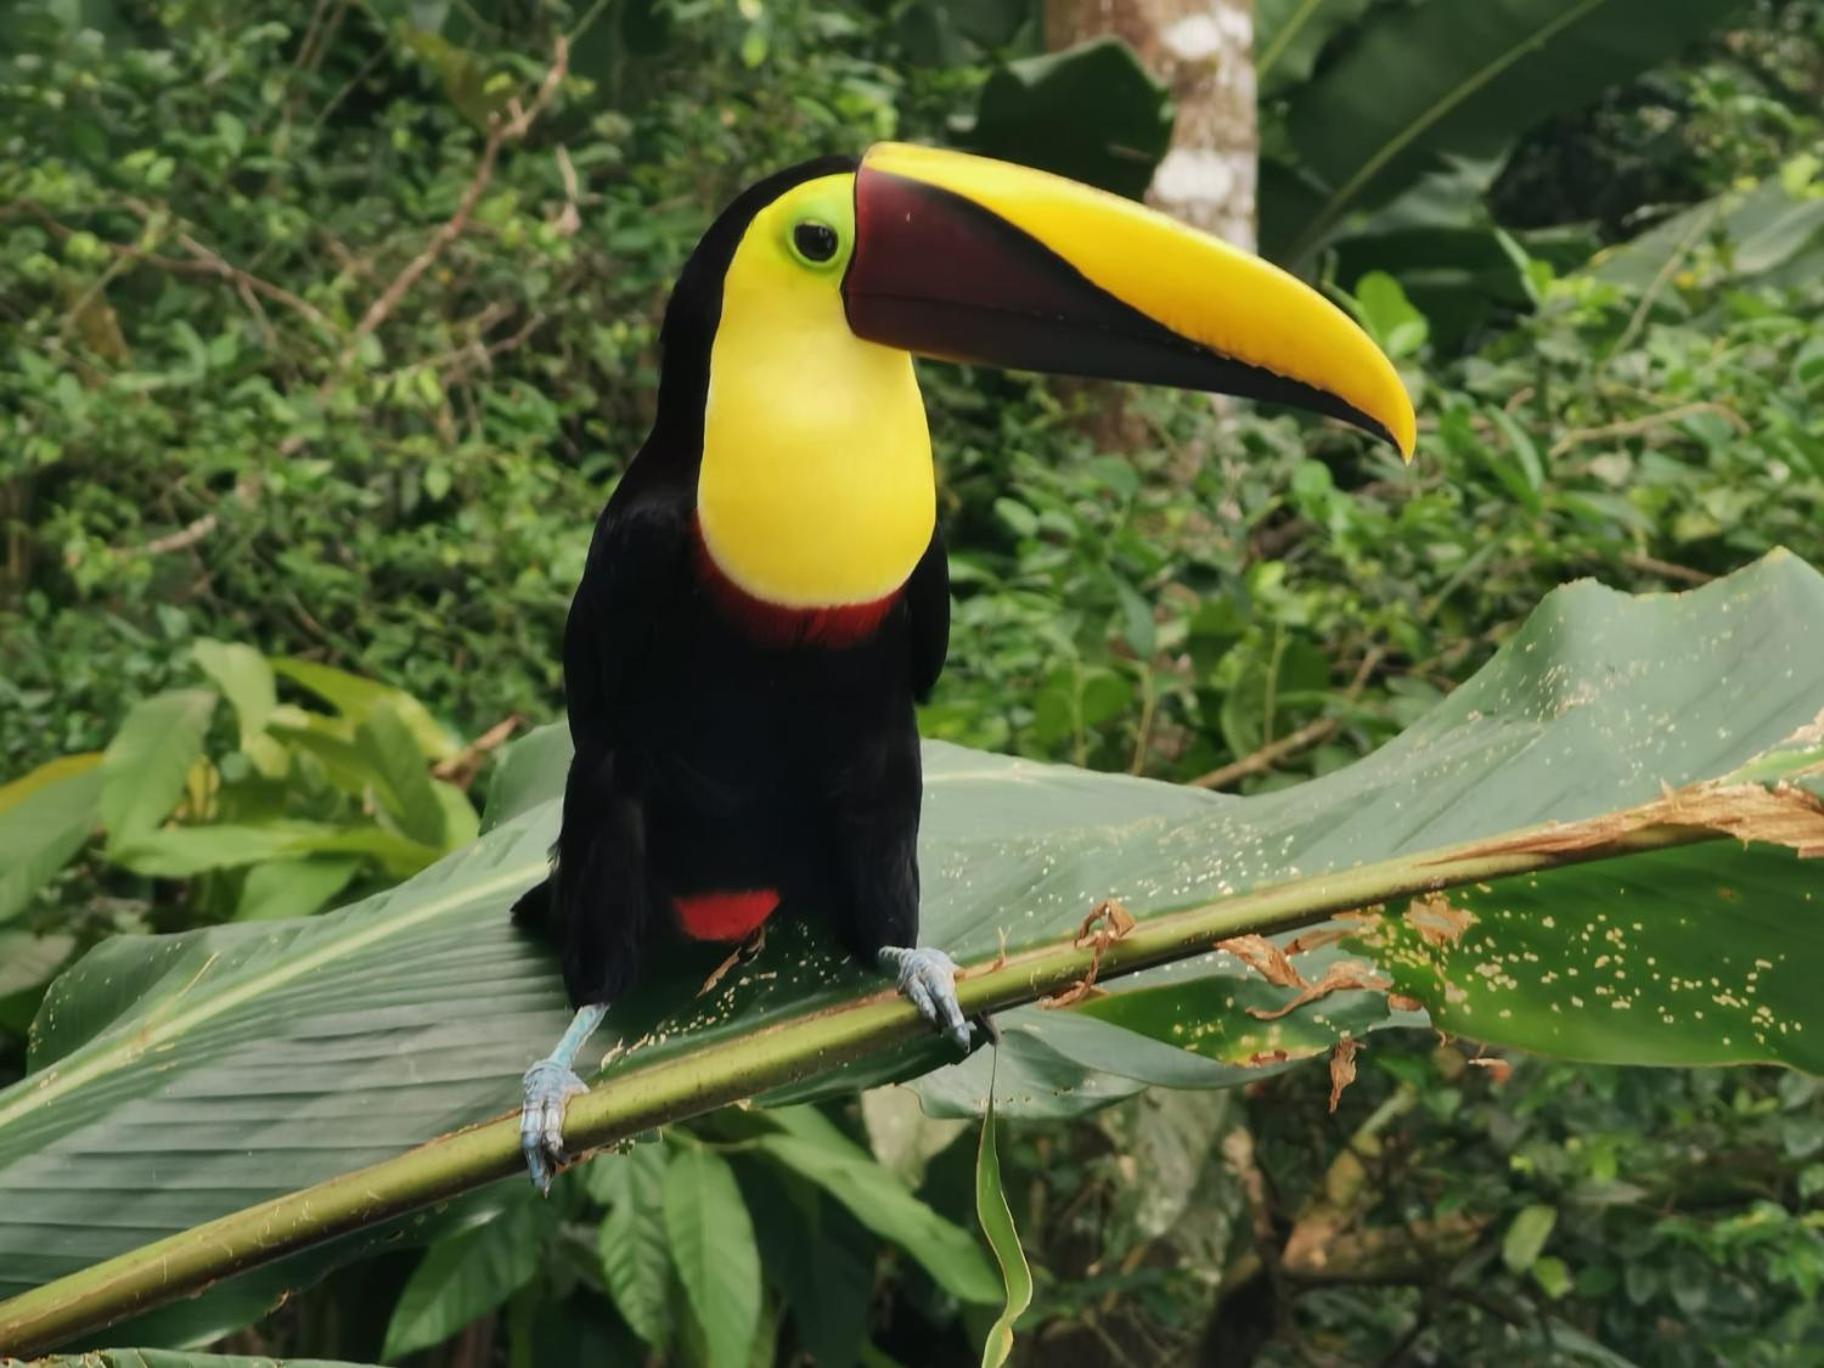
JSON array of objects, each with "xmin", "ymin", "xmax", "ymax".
[{"xmin": 674, "ymin": 889, "xmax": 780, "ymax": 942}]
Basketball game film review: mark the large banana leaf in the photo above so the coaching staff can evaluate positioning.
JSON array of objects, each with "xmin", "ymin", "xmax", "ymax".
[
  {"xmin": 2, "ymin": 552, "xmax": 1823, "ymax": 1345},
  {"xmin": 1264, "ymin": 0, "xmax": 1742, "ymax": 263}
]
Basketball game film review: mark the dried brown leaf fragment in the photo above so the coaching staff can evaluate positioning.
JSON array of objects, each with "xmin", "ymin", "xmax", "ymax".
[
  {"xmin": 1437, "ymin": 779, "xmax": 1824, "ymax": 863},
  {"xmin": 1247, "ymin": 961, "xmax": 1392, "ymax": 1022},
  {"xmin": 1216, "ymin": 933, "xmax": 1305, "ymax": 989},
  {"xmin": 1041, "ymin": 899, "xmax": 1135, "ymax": 1008},
  {"xmin": 1328, "ymin": 1039, "xmax": 1360, "ymax": 1112},
  {"xmin": 1467, "ymin": 1056, "xmax": 1513, "ymax": 1085},
  {"xmin": 1405, "ymin": 893, "xmax": 1477, "ymax": 947}
]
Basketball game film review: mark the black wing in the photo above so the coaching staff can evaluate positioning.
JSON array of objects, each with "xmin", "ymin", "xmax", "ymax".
[
  {"xmin": 563, "ymin": 492, "xmax": 691, "ymax": 750},
  {"xmin": 905, "ymin": 524, "xmax": 950, "ymax": 703},
  {"xmin": 516, "ymin": 486, "xmax": 690, "ymax": 1007}
]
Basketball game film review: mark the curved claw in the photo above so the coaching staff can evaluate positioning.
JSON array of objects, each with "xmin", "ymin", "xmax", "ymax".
[
  {"xmin": 520, "ymin": 1059, "xmax": 587, "ymax": 1195},
  {"xmin": 881, "ymin": 946, "xmax": 974, "ymax": 1052}
]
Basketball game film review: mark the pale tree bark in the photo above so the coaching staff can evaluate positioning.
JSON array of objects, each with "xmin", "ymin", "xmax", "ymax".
[{"xmin": 1045, "ymin": 0, "xmax": 1257, "ymax": 249}]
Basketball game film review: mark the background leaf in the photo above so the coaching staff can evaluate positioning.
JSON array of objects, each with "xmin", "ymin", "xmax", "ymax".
[
  {"xmin": 355, "ymin": 704, "xmax": 449, "ymax": 848},
  {"xmin": 589, "ymin": 1144, "xmax": 674, "ymax": 1352},
  {"xmin": 1269, "ymin": 0, "xmax": 1743, "ymax": 260},
  {"xmin": 0, "ymin": 756, "xmax": 104, "ymax": 925},
  {"xmin": 1256, "ymin": 0, "xmax": 1375, "ymax": 95},
  {"xmin": 663, "ymin": 1146, "xmax": 761, "ymax": 1368},
  {"xmin": 381, "ymin": 1198, "xmax": 550, "ymax": 1360},
  {"xmin": 24, "ymin": 1353, "xmax": 378, "ymax": 1368},
  {"xmin": 271, "ymin": 659, "xmax": 458, "ymax": 762},
  {"xmin": 961, "ymin": 38, "xmax": 1173, "ymax": 200},
  {"xmin": 233, "ymin": 856, "xmax": 361, "ymax": 922},
  {"xmin": 98, "ymin": 690, "xmax": 216, "ymax": 843},
  {"xmin": 753, "ymin": 1107, "xmax": 998, "ymax": 1304},
  {"xmin": 974, "ymin": 1064, "xmax": 1030, "ymax": 1368},
  {"xmin": 190, "ymin": 642, "xmax": 276, "ymax": 749}
]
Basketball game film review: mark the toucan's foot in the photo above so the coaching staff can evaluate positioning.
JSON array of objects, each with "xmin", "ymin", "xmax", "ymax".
[
  {"xmin": 879, "ymin": 946, "xmax": 973, "ymax": 1051},
  {"xmin": 520, "ymin": 1059, "xmax": 587, "ymax": 1195}
]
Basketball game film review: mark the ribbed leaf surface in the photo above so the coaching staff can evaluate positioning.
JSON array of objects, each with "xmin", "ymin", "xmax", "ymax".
[{"xmin": 2, "ymin": 552, "xmax": 1822, "ymax": 1312}]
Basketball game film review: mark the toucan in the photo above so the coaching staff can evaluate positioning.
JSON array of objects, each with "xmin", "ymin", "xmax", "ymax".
[{"xmin": 513, "ymin": 142, "xmax": 1416, "ymax": 1189}]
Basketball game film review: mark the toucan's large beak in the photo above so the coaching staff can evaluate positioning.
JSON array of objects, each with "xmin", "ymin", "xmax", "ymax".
[{"xmin": 842, "ymin": 142, "xmax": 1416, "ymax": 459}]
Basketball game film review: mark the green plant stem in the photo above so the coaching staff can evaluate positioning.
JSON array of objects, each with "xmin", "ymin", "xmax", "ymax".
[{"xmin": 0, "ymin": 820, "xmax": 1713, "ymax": 1354}]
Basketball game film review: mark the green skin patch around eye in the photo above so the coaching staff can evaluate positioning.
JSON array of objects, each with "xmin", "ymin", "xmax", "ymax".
[{"xmin": 775, "ymin": 177, "xmax": 855, "ymax": 272}]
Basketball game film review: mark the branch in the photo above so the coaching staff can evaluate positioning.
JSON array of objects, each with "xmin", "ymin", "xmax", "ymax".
[
  {"xmin": 0, "ymin": 812, "xmax": 1731, "ymax": 1354},
  {"xmin": 1545, "ymin": 401, "xmax": 1746, "ymax": 459},
  {"xmin": 1189, "ymin": 716, "xmax": 1339, "ymax": 791},
  {"xmin": 1190, "ymin": 648, "xmax": 1383, "ymax": 791},
  {"xmin": 336, "ymin": 38, "xmax": 569, "ymax": 370},
  {"xmin": 17, "ymin": 202, "xmax": 331, "ymax": 333}
]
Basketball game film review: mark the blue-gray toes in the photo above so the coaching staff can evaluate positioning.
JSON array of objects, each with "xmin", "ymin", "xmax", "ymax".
[
  {"xmin": 879, "ymin": 945, "xmax": 973, "ymax": 1051},
  {"xmin": 520, "ymin": 1059, "xmax": 587, "ymax": 1194}
]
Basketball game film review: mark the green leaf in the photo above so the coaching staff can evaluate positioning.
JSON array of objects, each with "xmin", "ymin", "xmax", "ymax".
[
  {"xmin": 974, "ymin": 1064, "xmax": 1030, "ymax": 1368},
  {"xmin": 6, "ymin": 554, "xmax": 1824, "ymax": 1326},
  {"xmin": 0, "ymin": 931, "xmax": 77, "ymax": 1002},
  {"xmin": 1256, "ymin": 0, "xmax": 1375, "ymax": 95},
  {"xmin": 382, "ymin": 1199, "xmax": 548, "ymax": 1359},
  {"xmin": 1350, "ymin": 271, "xmax": 1430, "ymax": 358},
  {"xmin": 1485, "ymin": 406, "xmax": 1545, "ymax": 507},
  {"xmin": 108, "ymin": 821, "xmax": 437, "ymax": 879},
  {"xmin": 432, "ymin": 780, "xmax": 481, "ymax": 850},
  {"xmin": 98, "ymin": 689, "xmax": 216, "ymax": 843},
  {"xmin": 482, "ymin": 725, "xmax": 572, "ymax": 833},
  {"xmin": 0, "ymin": 755, "xmax": 104, "ymax": 925},
  {"xmin": 1503, "ymin": 1204, "xmax": 1557, "ymax": 1273},
  {"xmin": 753, "ymin": 1113, "xmax": 998, "ymax": 1304},
  {"xmin": 1594, "ymin": 179, "xmax": 1824, "ymax": 290},
  {"xmin": 190, "ymin": 641, "xmax": 276, "ymax": 749},
  {"xmin": 739, "ymin": 1157, "xmax": 876, "ymax": 1366},
  {"xmin": 356, "ymin": 704, "xmax": 449, "ymax": 847},
  {"xmin": 271, "ymin": 658, "xmax": 457, "ymax": 761},
  {"xmin": 1270, "ymin": 0, "xmax": 1742, "ymax": 261},
  {"xmin": 105, "ymin": 821, "xmax": 330, "ymax": 878},
  {"xmin": 23, "ymin": 1353, "xmax": 378, "ymax": 1368},
  {"xmin": 664, "ymin": 1146, "xmax": 761, "ymax": 1368},
  {"xmin": 591, "ymin": 1145, "xmax": 673, "ymax": 1351},
  {"xmin": 1532, "ymin": 1255, "xmax": 1572, "ymax": 1299},
  {"xmin": 962, "ymin": 38, "xmax": 1173, "ymax": 201},
  {"xmin": 233, "ymin": 856, "xmax": 360, "ymax": 921}
]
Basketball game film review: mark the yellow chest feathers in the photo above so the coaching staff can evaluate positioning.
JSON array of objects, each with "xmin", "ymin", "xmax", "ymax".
[{"xmin": 696, "ymin": 193, "xmax": 935, "ymax": 609}]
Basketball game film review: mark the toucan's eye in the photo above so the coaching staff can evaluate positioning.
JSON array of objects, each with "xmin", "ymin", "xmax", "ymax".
[{"xmin": 792, "ymin": 220, "xmax": 839, "ymax": 264}]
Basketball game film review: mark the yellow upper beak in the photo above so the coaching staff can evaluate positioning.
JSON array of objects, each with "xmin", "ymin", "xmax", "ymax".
[{"xmin": 843, "ymin": 142, "xmax": 1416, "ymax": 460}]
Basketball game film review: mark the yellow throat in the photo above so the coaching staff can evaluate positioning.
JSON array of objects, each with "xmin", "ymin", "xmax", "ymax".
[{"xmin": 696, "ymin": 174, "xmax": 936, "ymax": 609}]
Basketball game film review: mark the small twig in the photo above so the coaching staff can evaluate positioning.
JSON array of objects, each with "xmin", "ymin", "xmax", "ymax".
[
  {"xmin": 1620, "ymin": 552, "xmax": 1714, "ymax": 586},
  {"xmin": 1192, "ymin": 648, "xmax": 1385, "ymax": 791},
  {"xmin": 1546, "ymin": 401, "xmax": 1746, "ymax": 459},
  {"xmin": 175, "ymin": 231, "xmax": 331, "ymax": 331},
  {"xmin": 133, "ymin": 514, "xmax": 219, "ymax": 558},
  {"xmin": 431, "ymin": 715, "xmax": 524, "ymax": 787},
  {"xmin": 337, "ymin": 37, "xmax": 569, "ymax": 370},
  {"xmin": 22, "ymin": 202, "xmax": 331, "ymax": 333},
  {"xmin": 1190, "ymin": 716, "xmax": 1338, "ymax": 791},
  {"xmin": 551, "ymin": 145, "xmax": 581, "ymax": 238},
  {"xmin": 1604, "ymin": 201, "xmax": 1719, "ymax": 365},
  {"xmin": 1128, "ymin": 670, "xmax": 1156, "ymax": 776}
]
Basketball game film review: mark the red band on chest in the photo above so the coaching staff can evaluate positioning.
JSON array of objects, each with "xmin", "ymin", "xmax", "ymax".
[
  {"xmin": 673, "ymin": 889, "xmax": 780, "ymax": 942},
  {"xmin": 691, "ymin": 517, "xmax": 899, "ymax": 649}
]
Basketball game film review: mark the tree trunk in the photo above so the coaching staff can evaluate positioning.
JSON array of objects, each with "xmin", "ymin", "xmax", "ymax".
[{"xmin": 1044, "ymin": 0, "xmax": 1257, "ymax": 249}]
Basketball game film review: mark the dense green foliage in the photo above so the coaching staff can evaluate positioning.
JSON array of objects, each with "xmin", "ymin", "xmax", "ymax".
[{"xmin": 4, "ymin": 0, "xmax": 1824, "ymax": 1362}]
